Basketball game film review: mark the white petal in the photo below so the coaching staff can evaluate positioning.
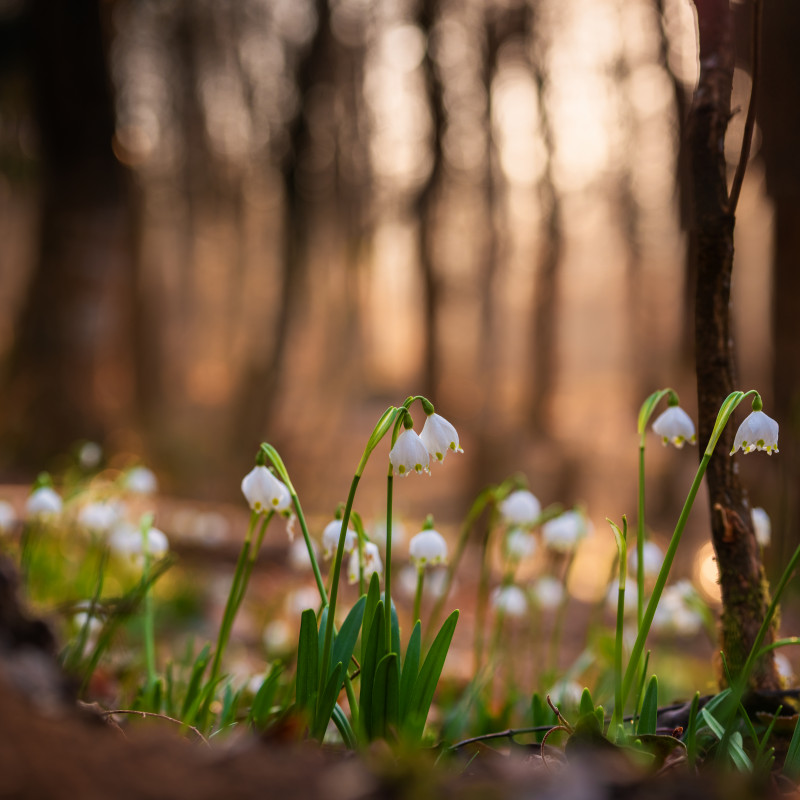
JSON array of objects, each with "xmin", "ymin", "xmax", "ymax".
[
  {"xmin": 409, "ymin": 529, "xmax": 448, "ymax": 567},
  {"xmin": 652, "ymin": 406, "xmax": 696, "ymax": 448},
  {"xmin": 498, "ymin": 490, "xmax": 541, "ymax": 526},
  {"xmin": 389, "ymin": 430, "xmax": 430, "ymax": 476},
  {"xmin": 732, "ymin": 410, "xmax": 779, "ymax": 455},
  {"xmin": 419, "ymin": 413, "xmax": 462, "ymax": 463}
]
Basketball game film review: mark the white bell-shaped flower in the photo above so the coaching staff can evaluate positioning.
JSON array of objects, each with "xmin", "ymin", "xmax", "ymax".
[
  {"xmin": 731, "ymin": 410, "xmax": 779, "ymax": 455},
  {"xmin": 241, "ymin": 466, "xmax": 291, "ymax": 512},
  {"xmin": 348, "ymin": 541, "xmax": 383, "ymax": 584},
  {"xmin": 419, "ymin": 413, "xmax": 463, "ymax": 463},
  {"xmin": 321, "ymin": 519, "xmax": 356, "ymax": 559},
  {"xmin": 542, "ymin": 510, "xmax": 590, "ymax": 553},
  {"xmin": 751, "ymin": 507, "xmax": 771, "ymax": 548},
  {"xmin": 652, "ymin": 405, "xmax": 696, "ymax": 448},
  {"xmin": 490, "ymin": 585, "xmax": 528, "ymax": 619},
  {"xmin": 498, "ymin": 490, "xmax": 541, "ymax": 526},
  {"xmin": 504, "ymin": 527, "xmax": 537, "ymax": 561},
  {"xmin": 125, "ymin": 466, "xmax": 158, "ymax": 494},
  {"xmin": 531, "ymin": 575, "xmax": 564, "ymax": 610},
  {"xmin": 109, "ymin": 522, "xmax": 169, "ymax": 566},
  {"xmin": 25, "ymin": 487, "xmax": 63, "ymax": 518},
  {"xmin": 409, "ymin": 528, "xmax": 448, "ymax": 568},
  {"xmin": 389, "ymin": 430, "xmax": 430, "ymax": 476}
]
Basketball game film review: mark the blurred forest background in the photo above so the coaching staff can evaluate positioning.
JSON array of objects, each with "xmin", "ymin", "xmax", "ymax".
[{"xmin": 0, "ymin": 0, "xmax": 797, "ymax": 586}]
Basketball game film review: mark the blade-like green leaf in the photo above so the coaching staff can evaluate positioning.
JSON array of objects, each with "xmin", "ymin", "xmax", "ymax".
[
  {"xmin": 370, "ymin": 653, "xmax": 400, "ymax": 739},
  {"xmin": 532, "ymin": 692, "xmax": 558, "ymax": 744},
  {"xmin": 728, "ymin": 731, "xmax": 754, "ymax": 772},
  {"xmin": 331, "ymin": 702, "xmax": 358, "ymax": 749},
  {"xmin": 312, "ymin": 662, "xmax": 344, "ymax": 741},
  {"xmin": 700, "ymin": 707, "xmax": 725, "ymax": 740},
  {"xmin": 332, "ymin": 596, "xmax": 366, "ymax": 679},
  {"xmin": 404, "ymin": 609, "xmax": 459, "ymax": 741},
  {"xmin": 248, "ymin": 662, "xmax": 284, "ymax": 729},
  {"xmin": 359, "ymin": 601, "xmax": 386, "ymax": 740},
  {"xmin": 180, "ymin": 644, "xmax": 211, "ymax": 719},
  {"xmin": 399, "ymin": 621, "xmax": 421, "ymax": 724},
  {"xmin": 297, "ymin": 608, "xmax": 319, "ymax": 713},
  {"xmin": 784, "ymin": 715, "xmax": 800, "ymax": 778},
  {"xmin": 362, "ymin": 573, "xmax": 381, "ymax": 663},
  {"xmin": 579, "ymin": 687, "xmax": 595, "ymax": 718},
  {"xmin": 317, "ymin": 606, "xmax": 329, "ymax": 674},
  {"xmin": 637, "ymin": 676, "xmax": 658, "ymax": 736},
  {"xmin": 685, "ymin": 692, "xmax": 701, "ymax": 768},
  {"xmin": 390, "ymin": 600, "xmax": 401, "ymax": 656}
]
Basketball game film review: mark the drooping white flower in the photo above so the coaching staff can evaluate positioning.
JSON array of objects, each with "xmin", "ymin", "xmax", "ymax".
[
  {"xmin": 419, "ymin": 413, "xmax": 463, "ymax": 463},
  {"xmin": 531, "ymin": 575, "xmax": 565, "ymax": 610},
  {"xmin": 628, "ymin": 540, "xmax": 665, "ymax": 578},
  {"xmin": 409, "ymin": 528, "xmax": 448, "ymax": 568},
  {"xmin": 321, "ymin": 519, "xmax": 357, "ymax": 559},
  {"xmin": 125, "ymin": 466, "xmax": 158, "ymax": 494},
  {"xmin": 241, "ymin": 466, "xmax": 291, "ymax": 513},
  {"xmin": 25, "ymin": 487, "xmax": 63, "ymax": 518},
  {"xmin": 0, "ymin": 501, "xmax": 17, "ymax": 534},
  {"xmin": 498, "ymin": 490, "xmax": 541, "ymax": 526},
  {"xmin": 78, "ymin": 501, "xmax": 120, "ymax": 535},
  {"xmin": 731, "ymin": 410, "xmax": 779, "ymax": 455},
  {"xmin": 652, "ymin": 406, "xmax": 696, "ymax": 448},
  {"xmin": 490, "ymin": 585, "xmax": 528, "ymax": 619},
  {"xmin": 389, "ymin": 430, "xmax": 430, "ymax": 476},
  {"xmin": 505, "ymin": 527, "xmax": 537, "ymax": 561},
  {"xmin": 288, "ymin": 537, "xmax": 317, "ymax": 571},
  {"xmin": 348, "ymin": 541, "xmax": 383, "ymax": 584},
  {"xmin": 108, "ymin": 522, "xmax": 168, "ymax": 565},
  {"xmin": 542, "ymin": 510, "xmax": 590, "ymax": 553},
  {"xmin": 751, "ymin": 507, "xmax": 771, "ymax": 548}
]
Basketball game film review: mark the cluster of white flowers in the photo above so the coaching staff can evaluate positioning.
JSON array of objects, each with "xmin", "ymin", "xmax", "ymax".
[
  {"xmin": 321, "ymin": 519, "xmax": 357, "ymax": 560},
  {"xmin": 108, "ymin": 521, "xmax": 169, "ymax": 567},
  {"xmin": 389, "ymin": 411, "xmax": 462, "ymax": 477}
]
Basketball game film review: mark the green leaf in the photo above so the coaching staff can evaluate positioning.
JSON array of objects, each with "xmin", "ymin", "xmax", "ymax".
[
  {"xmin": 296, "ymin": 608, "xmax": 319, "ymax": 713},
  {"xmin": 637, "ymin": 676, "xmax": 658, "ymax": 736},
  {"xmin": 362, "ymin": 573, "xmax": 381, "ymax": 663},
  {"xmin": 728, "ymin": 731, "xmax": 754, "ymax": 772},
  {"xmin": 359, "ymin": 601, "xmax": 386, "ymax": 740},
  {"xmin": 248, "ymin": 662, "xmax": 284, "ymax": 729},
  {"xmin": 390, "ymin": 599, "xmax": 401, "ymax": 657},
  {"xmin": 399, "ymin": 621, "xmax": 421, "ymax": 724},
  {"xmin": 180, "ymin": 644, "xmax": 211, "ymax": 719},
  {"xmin": 685, "ymin": 692, "xmax": 700, "ymax": 768},
  {"xmin": 785, "ymin": 714, "xmax": 800, "ymax": 779},
  {"xmin": 404, "ymin": 609, "xmax": 459, "ymax": 742},
  {"xmin": 312, "ymin": 662, "xmax": 344, "ymax": 741},
  {"xmin": 579, "ymin": 687, "xmax": 595, "ymax": 718},
  {"xmin": 332, "ymin": 596, "xmax": 366, "ymax": 679},
  {"xmin": 331, "ymin": 703, "xmax": 357, "ymax": 749},
  {"xmin": 370, "ymin": 653, "xmax": 400, "ymax": 740},
  {"xmin": 700, "ymin": 707, "xmax": 725, "ymax": 740}
]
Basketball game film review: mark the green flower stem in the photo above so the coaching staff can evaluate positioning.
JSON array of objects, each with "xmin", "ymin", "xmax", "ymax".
[
  {"xmin": 139, "ymin": 514, "xmax": 157, "ymax": 695},
  {"xmin": 413, "ymin": 568, "xmax": 425, "ymax": 625},
  {"xmin": 637, "ymin": 444, "xmax": 645, "ymax": 628},
  {"xmin": 320, "ymin": 474, "xmax": 361, "ymax": 688},
  {"xmin": 384, "ymin": 472, "xmax": 394, "ymax": 651},
  {"xmin": 607, "ymin": 518, "xmax": 627, "ymax": 733},
  {"xmin": 232, "ymin": 514, "xmax": 271, "ymax": 613},
  {"xmin": 290, "ymin": 492, "xmax": 328, "ymax": 606}
]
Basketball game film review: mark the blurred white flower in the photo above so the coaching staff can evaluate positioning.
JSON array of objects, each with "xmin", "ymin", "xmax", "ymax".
[
  {"xmin": 241, "ymin": 466, "xmax": 291, "ymax": 513},
  {"xmin": 549, "ymin": 680, "xmax": 583, "ymax": 708},
  {"xmin": 125, "ymin": 466, "xmax": 158, "ymax": 494},
  {"xmin": 751, "ymin": 507, "xmax": 771, "ymax": 548},
  {"xmin": 78, "ymin": 442, "xmax": 103, "ymax": 470},
  {"xmin": 775, "ymin": 653, "xmax": 794, "ymax": 684},
  {"xmin": 288, "ymin": 537, "xmax": 317, "ymax": 571},
  {"xmin": 504, "ymin": 527, "xmax": 537, "ymax": 561},
  {"xmin": 262, "ymin": 619, "xmax": 293, "ymax": 657},
  {"xmin": 731, "ymin": 410, "xmax": 779, "ymax": 455},
  {"xmin": 490, "ymin": 585, "xmax": 528, "ymax": 619},
  {"xmin": 531, "ymin": 575, "xmax": 564, "ymax": 610},
  {"xmin": 419, "ymin": 413, "xmax": 463, "ymax": 463},
  {"xmin": 321, "ymin": 519, "xmax": 356, "ymax": 559},
  {"xmin": 628, "ymin": 541, "xmax": 664, "ymax": 578},
  {"xmin": 286, "ymin": 586, "xmax": 320, "ymax": 617},
  {"xmin": 389, "ymin": 430, "xmax": 430, "ymax": 476},
  {"xmin": 370, "ymin": 518, "xmax": 406, "ymax": 553},
  {"xmin": 652, "ymin": 582, "xmax": 703, "ymax": 636},
  {"xmin": 109, "ymin": 522, "xmax": 168, "ymax": 565},
  {"xmin": 348, "ymin": 541, "xmax": 383, "ymax": 584},
  {"xmin": 0, "ymin": 501, "xmax": 17, "ymax": 534},
  {"xmin": 409, "ymin": 528, "xmax": 448, "ymax": 568},
  {"xmin": 606, "ymin": 580, "xmax": 638, "ymax": 617},
  {"xmin": 498, "ymin": 490, "xmax": 541, "ymax": 526},
  {"xmin": 652, "ymin": 406, "xmax": 696, "ymax": 448},
  {"xmin": 78, "ymin": 502, "xmax": 120, "ymax": 535},
  {"xmin": 25, "ymin": 487, "xmax": 63, "ymax": 518},
  {"xmin": 542, "ymin": 510, "xmax": 590, "ymax": 553}
]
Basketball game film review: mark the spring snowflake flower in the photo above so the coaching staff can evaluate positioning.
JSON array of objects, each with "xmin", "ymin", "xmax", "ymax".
[
  {"xmin": 348, "ymin": 541, "xmax": 383, "ymax": 584},
  {"xmin": 751, "ymin": 507, "xmax": 771, "ymax": 548},
  {"xmin": 491, "ymin": 585, "xmax": 528, "ymax": 619},
  {"xmin": 498, "ymin": 490, "xmax": 541, "ymax": 526},
  {"xmin": 505, "ymin": 527, "xmax": 537, "ymax": 561},
  {"xmin": 109, "ymin": 522, "xmax": 169, "ymax": 566},
  {"xmin": 731, "ymin": 410, "xmax": 779, "ymax": 455},
  {"xmin": 419, "ymin": 413, "xmax": 463, "ymax": 463},
  {"xmin": 542, "ymin": 510, "xmax": 590, "ymax": 553},
  {"xmin": 531, "ymin": 575, "xmax": 564, "ymax": 610},
  {"xmin": 241, "ymin": 466, "xmax": 291, "ymax": 512},
  {"xmin": 321, "ymin": 520, "xmax": 356, "ymax": 559},
  {"xmin": 409, "ymin": 528, "xmax": 448, "ymax": 568},
  {"xmin": 25, "ymin": 487, "xmax": 63, "ymax": 518},
  {"xmin": 628, "ymin": 540, "xmax": 664, "ymax": 578},
  {"xmin": 125, "ymin": 466, "xmax": 158, "ymax": 494},
  {"xmin": 389, "ymin": 430, "xmax": 430, "ymax": 476},
  {"xmin": 652, "ymin": 405, "xmax": 696, "ymax": 448},
  {"xmin": 78, "ymin": 502, "xmax": 120, "ymax": 535}
]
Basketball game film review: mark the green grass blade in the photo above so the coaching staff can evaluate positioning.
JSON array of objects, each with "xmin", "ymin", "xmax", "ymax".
[
  {"xmin": 359, "ymin": 600, "xmax": 386, "ymax": 741},
  {"xmin": 637, "ymin": 676, "xmax": 658, "ymax": 736},
  {"xmin": 362, "ymin": 574, "xmax": 381, "ymax": 663},
  {"xmin": 399, "ymin": 621, "xmax": 421, "ymax": 724},
  {"xmin": 248, "ymin": 662, "xmax": 284, "ymax": 729},
  {"xmin": 332, "ymin": 595, "xmax": 366, "ymax": 679},
  {"xmin": 312, "ymin": 662, "xmax": 343, "ymax": 741},
  {"xmin": 297, "ymin": 608, "xmax": 319, "ymax": 714},
  {"xmin": 180, "ymin": 644, "xmax": 211, "ymax": 719},
  {"xmin": 685, "ymin": 692, "xmax": 700, "ymax": 768},
  {"xmin": 370, "ymin": 653, "xmax": 400, "ymax": 740},
  {"xmin": 331, "ymin": 702, "xmax": 358, "ymax": 749},
  {"xmin": 784, "ymin": 714, "xmax": 800, "ymax": 779}
]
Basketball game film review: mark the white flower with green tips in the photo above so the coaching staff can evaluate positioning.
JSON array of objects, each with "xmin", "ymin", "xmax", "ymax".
[
  {"xmin": 25, "ymin": 487, "xmax": 63, "ymax": 518},
  {"xmin": 731, "ymin": 410, "xmax": 779, "ymax": 455},
  {"xmin": 389, "ymin": 429, "xmax": 430, "ymax": 476},
  {"xmin": 348, "ymin": 541, "xmax": 383, "ymax": 584},
  {"xmin": 241, "ymin": 466, "xmax": 291, "ymax": 512},
  {"xmin": 652, "ymin": 405, "xmax": 696, "ymax": 448},
  {"xmin": 542, "ymin": 510, "xmax": 590, "ymax": 553},
  {"xmin": 419, "ymin": 412, "xmax": 463, "ymax": 463},
  {"xmin": 409, "ymin": 528, "xmax": 448, "ymax": 568},
  {"xmin": 498, "ymin": 490, "xmax": 541, "ymax": 526},
  {"xmin": 321, "ymin": 519, "xmax": 356, "ymax": 559},
  {"xmin": 490, "ymin": 585, "xmax": 528, "ymax": 618}
]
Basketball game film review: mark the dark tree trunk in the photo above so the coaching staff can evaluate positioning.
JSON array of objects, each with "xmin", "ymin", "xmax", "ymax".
[
  {"xmin": 3, "ymin": 0, "xmax": 136, "ymax": 467},
  {"xmin": 689, "ymin": 0, "xmax": 778, "ymax": 690}
]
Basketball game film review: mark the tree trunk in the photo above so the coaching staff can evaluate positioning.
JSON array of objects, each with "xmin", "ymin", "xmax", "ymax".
[{"xmin": 689, "ymin": 0, "xmax": 778, "ymax": 690}]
